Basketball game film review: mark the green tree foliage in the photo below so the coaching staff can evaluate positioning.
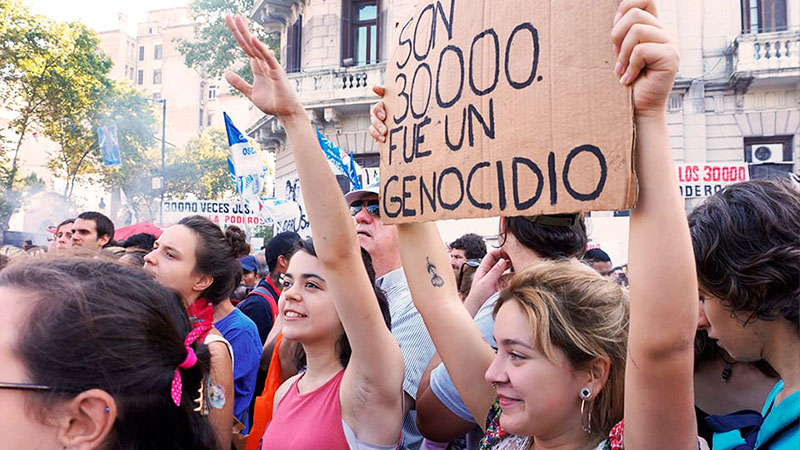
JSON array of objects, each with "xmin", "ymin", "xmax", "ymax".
[
  {"xmin": 166, "ymin": 128, "xmax": 234, "ymax": 199},
  {"xmin": 176, "ymin": 0, "xmax": 279, "ymax": 83}
]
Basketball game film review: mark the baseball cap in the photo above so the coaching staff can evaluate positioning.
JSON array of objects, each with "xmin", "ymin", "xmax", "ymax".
[
  {"xmin": 344, "ymin": 181, "xmax": 380, "ymax": 205},
  {"xmin": 239, "ymin": 254, "xmax": 257, "ymax": 273}
]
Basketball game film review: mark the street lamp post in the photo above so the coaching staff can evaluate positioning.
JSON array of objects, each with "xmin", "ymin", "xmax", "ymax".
[{"xmin": 159, "ymin": 99, "xmax": 166, "ymax": 225}]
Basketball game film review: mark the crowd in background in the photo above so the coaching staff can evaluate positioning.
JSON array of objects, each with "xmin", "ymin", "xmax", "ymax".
[{"xmin": 0, "ymin": 1, "xmax": 797, "ymax": 449}]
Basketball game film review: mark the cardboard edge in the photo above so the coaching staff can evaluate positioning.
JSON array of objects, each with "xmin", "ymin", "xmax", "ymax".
[{"xmin": 626, "ymin": 87, "xmax": 639, "ymax": 210}]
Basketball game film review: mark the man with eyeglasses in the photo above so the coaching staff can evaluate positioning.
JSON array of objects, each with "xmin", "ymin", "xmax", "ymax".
[{"xmin": 345, "ymin": 181, "xmax": 434, "ymax": 450}]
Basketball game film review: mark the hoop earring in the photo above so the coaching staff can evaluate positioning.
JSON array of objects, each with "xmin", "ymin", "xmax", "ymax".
[{"xmin": 580, "ymin": 387, "xmax": 592, "ymax": 434}]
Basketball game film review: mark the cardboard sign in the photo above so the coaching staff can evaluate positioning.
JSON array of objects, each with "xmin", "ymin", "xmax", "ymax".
[
  {"xmin": 677, "ymin": 163, "xmax": 749, "ymax": 198},
  {"xmin": 379, "ymin": 0, "xmax": 634, "ymax": 223}
]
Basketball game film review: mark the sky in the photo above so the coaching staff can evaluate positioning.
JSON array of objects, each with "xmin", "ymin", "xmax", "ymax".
[{"xmin": 26, "ymin": 0, "xmax": 191, "ymax": 34}]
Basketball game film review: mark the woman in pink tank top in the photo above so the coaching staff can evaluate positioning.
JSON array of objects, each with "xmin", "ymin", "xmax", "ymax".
[{"xmin": 225, "ymin": 15, "xmax": 405, "ymax": 450}]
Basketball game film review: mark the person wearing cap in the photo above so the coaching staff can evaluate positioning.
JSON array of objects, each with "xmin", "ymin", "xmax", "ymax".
[
  {"xmin": 231, "ymin": 255, "xmax": 260, "ymax": 303},
  {"xmin": 369, "ymin": 95, "xmax": 590, "ymax": 448},
  {"xmin": 238, "ymin": 232, "xmax": 302, "ymax": 345},
  {"xmin": 346, "ymin": 181, "xmax": 436, "ymax": 450}
]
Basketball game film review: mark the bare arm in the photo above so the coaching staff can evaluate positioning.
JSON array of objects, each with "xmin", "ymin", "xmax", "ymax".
[
  {"xmin": 416, "ymin": 354, "xmax": 478, "ymax": 441},
  {"xmin": 208, "ymin": 339, "xmax": 234, "ymax": 450},
  {"xmin": 613, "ymin": 1, "xmax": 698, "ymax": 448},
  {"xmin": 224, "ymin": 15, "xmax": 404, "ymax": 443},
  {"xmin": 397, "ymin": 222, "xmax": 497, "ymax": 429}
]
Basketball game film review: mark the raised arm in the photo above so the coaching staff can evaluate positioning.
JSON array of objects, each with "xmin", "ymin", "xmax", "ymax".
[
  {"xmin": 613, "ymin": 1, "xmax": 698, "ymax": 448},
  {"xmin": 224, "ymin": 14, "xmax": 404, "ymax": 430},
  {"xmin": 396, "ymin": 222, "xmax": 498, "ymax": 429}
]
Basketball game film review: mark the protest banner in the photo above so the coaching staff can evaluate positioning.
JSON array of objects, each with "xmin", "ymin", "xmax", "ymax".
[
  {"xmin": 162, "ymin": 200, "xmax": 270, "ymax": 227},
  {"xmin": 379, "ymin": 0, "xmax": 634, "ymax": 223},
  {"xmin": 676, "ymin": 162, "xmax": 749, "ymax": 199}
]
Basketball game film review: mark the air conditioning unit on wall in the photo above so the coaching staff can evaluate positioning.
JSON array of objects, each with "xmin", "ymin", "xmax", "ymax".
[{"xmin": 748, "ymin": 143, "xmax": 787, "ymax": 164}]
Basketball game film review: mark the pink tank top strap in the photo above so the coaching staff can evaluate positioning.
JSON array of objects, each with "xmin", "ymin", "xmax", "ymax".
[{"xmin": 260, "ymin": 369, "xmax": 349, "ymax": 450}]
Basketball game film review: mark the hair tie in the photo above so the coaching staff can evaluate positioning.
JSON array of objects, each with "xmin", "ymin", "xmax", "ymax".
[{"xmin": 170, "ymin": 322, "xmax": 211, "ymax": 406}]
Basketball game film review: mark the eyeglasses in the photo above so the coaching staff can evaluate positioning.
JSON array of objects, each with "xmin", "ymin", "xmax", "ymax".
[
  {"xmin": 349, "ymin": 202, "xmax": 380, "ymax": 217},
  {"xmin": 0, "ymin": 381, "xmax": 80, "ymax": 393}
]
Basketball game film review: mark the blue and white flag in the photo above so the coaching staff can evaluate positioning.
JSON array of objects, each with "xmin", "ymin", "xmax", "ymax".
[
  {"xmin": 259, "ymin": 197, "xmax": 301, "ymax": 224},
  {"xmin": 224, "ymin": 112, "xmax": 262, "ymax": 177},
  {"xmin": 315, "ymin": 127, "xmax": 363, "ymax": 189},
  {"xmin": 98, "ymin": 123, "xmax": 121, "ymax": 166}
]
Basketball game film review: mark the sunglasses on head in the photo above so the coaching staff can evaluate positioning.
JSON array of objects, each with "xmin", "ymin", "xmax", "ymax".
[{"xmin": 350, "ymin": 201, "xmax": 380, "ymax": 217}]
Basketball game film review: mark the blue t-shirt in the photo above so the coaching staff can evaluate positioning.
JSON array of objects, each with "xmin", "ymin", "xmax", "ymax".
[
  {"xmin": 713, "ymin": 380, "xmax": 799, "ymax": 450},
  {"xmin": 215, "ymin": 308, "xmax": 262, "ymax": 433}
]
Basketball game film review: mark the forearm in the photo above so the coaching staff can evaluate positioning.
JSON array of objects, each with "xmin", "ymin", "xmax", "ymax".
[
  {"xmin": 396, "ymin": 222, "xmax": 496, "ymax": 422},
  {"xmin": 280, "ymin": 112, "xmax": 360, "ymax": 263},
  {"xmin": 629, "ymin": 114, "xmax": 698, "ymax": 354}
]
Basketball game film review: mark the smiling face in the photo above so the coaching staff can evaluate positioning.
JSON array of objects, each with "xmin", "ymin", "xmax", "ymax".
[
  {"xmin": 279, "ymin": 250, "xmax": 344, "ymax": 345},
  {"xmin": 143, "ymin": 225, "xmax": 206, "ymax": 305},
  {"xmin": 484, "ymin": 300, "xmax": 584, "ymax": 438},
  {"xmin": 697, "ymin": 289, "xmax": 769, "ymax": 362}
]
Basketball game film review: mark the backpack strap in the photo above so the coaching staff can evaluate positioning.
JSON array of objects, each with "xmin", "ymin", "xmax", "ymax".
[{"xmin": 248, "ymin": 287, "xmax": 279, "ymax": 321}]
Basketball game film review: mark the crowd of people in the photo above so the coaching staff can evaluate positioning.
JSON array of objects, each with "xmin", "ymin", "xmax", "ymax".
[{"xmin": 0, "ymin": 1, "xmax": 797, "ymax": 449}]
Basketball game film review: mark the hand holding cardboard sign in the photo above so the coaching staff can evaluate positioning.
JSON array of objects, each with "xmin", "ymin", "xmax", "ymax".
[
  {"xmin": 224, "ymin": 15, "xmax": 305, "ymax": 122},
  {"xmin": 368, "ymin": 85, "xmax": 387, "ymax": 143},
  {"xmin": 612, "ymin": 0, "xmax": 680, "ymax": 117}
]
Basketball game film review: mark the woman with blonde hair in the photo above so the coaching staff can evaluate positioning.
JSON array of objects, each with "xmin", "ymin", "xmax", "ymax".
[{"xmin": 370, "ymin": 0, "xmax": 699, "ymax": 448}]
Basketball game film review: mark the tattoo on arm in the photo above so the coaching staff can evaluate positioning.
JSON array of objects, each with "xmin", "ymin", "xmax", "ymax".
[{"xmin": 426, "ymin": 257, "xmax": 445, "ymax": 288}]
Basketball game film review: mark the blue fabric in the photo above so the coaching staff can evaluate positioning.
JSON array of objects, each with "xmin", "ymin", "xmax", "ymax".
[
  {"xmin": 215, "ymin": 308, "xmax": 262, "ymax": 433},
  {"xmin": 429, "ymin": 293, "xmax": 498, "ymax": 425},
  {"xmin": 711, "ymin": 380, "xmax": 800, "ymax": 450}
]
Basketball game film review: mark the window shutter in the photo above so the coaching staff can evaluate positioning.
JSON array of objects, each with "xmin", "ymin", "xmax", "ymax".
[
  {"xmin": 341, "ymin": 1, "xmax": 352, "ymax": 64},
  {"xmin": 376, "ymin": 0, "xmax": 382, "ymax": 62}
]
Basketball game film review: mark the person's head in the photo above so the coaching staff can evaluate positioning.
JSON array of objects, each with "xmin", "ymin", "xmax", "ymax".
[
  {"xmin": 122, "ymin": 233, "xmax": 157, "ymax": 251},
  {"xmin": 144, "ymin": 216, "xmax": 250, "ymax": 307},
  {"xmin": 54, "ymin": 219, "xmax": 74, "ymax": 251},
  {"xmin": 265, "ymin": 232, "xmax": 302, "ymax": 276},
  {"xmin": 119, "ymin": 248, "xmax": 149, "ymax": 267},
  {"xmin": 583, "ymin": 248, "xmax": 612, "ymax": 277},
  {"xmin": 239, "ymin": 254, "xmax": 258, "ymax": 287},
  {"xmin": 690, "ymin": 178, "xmax": 800, "ymax": 362},
  {"xmin": 283, "ymin": 238, "xmax": 391, "ymax": 368},
  {"xmin": 449, "ymin": 233, "xmax": 487, "ymax": 274},
  {"xmin": 345, "ymin": 183, "xmax": 401, "ymax": 277},
  {"xmin": 499, "ymin": 214, "xmax": 587, "ymax": 268},
  {"xmin": 71, "ymin": 212, "xmax": 114, "ymax": 250},
  {"xmin": 485, "ymin": 261, "xmax": 628, "ymax": 442},
  {"xmin": 0, "ymin": 257, "xmax": 218, "ymax": 450}
]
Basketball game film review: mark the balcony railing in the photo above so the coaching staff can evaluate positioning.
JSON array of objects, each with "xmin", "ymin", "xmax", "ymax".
[
  {"xmin": 734, "ymin": 29, "xmax": 800, "ymax": 75},
  {"xmin": 286, "ymin": 63, "xmax": 386, "ymax": 107}
]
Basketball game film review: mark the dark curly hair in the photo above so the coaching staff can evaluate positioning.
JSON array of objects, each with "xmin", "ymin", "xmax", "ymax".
[
  {"xmin": 178, "ymin": 216, "xmax": 251, "ymax": 305},
  {"xmin": 688, "ymin": 178, "xmax": 800, "ymax": 328},
  {"xmin": 0, "ymin": 257, "xmax": 218, "ymax": 450},
  {"xmin": 450, "ymin": 233, "xmax": 487, "ymax": 260},
  {"xmin": 291, "ymin": 238, "xmax": 391, "ymax": 369}
]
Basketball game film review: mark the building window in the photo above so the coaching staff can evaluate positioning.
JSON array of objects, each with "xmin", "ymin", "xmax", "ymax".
[
  {"xmin": 154, "ymin": 44, "xmax": 163, "ymax": 60},
  {"xmin": 199, "ymin": 109, "xmax": 204, "ymax": 129},
  {"xmin": 137, "ymin": 69, "xmax": 144, "ymax": 85},
  {"xmin": 741, "ymin": 0, "xmax": 787, "ymax": 34},
  {"xmin": 153, "ymin": 69, "xmax": 162, "ymax": 85},
  {"xmin": 342, "ymin": 0, "xmax": 379, "ymax": 66},
  {"xmin": 286, "ymin": 16, "xmax": 303, "ymax": 73},
  {"xmin": 208, "ymin": 85, "xmax": 217, "ymax": 100},
  {"xmin": 744, "ymin": 136, "xmax": 794, "ymax": 179},
  {"xmin": 138, "ymin": 45, "xmax": 145, "ymax": 61}
]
